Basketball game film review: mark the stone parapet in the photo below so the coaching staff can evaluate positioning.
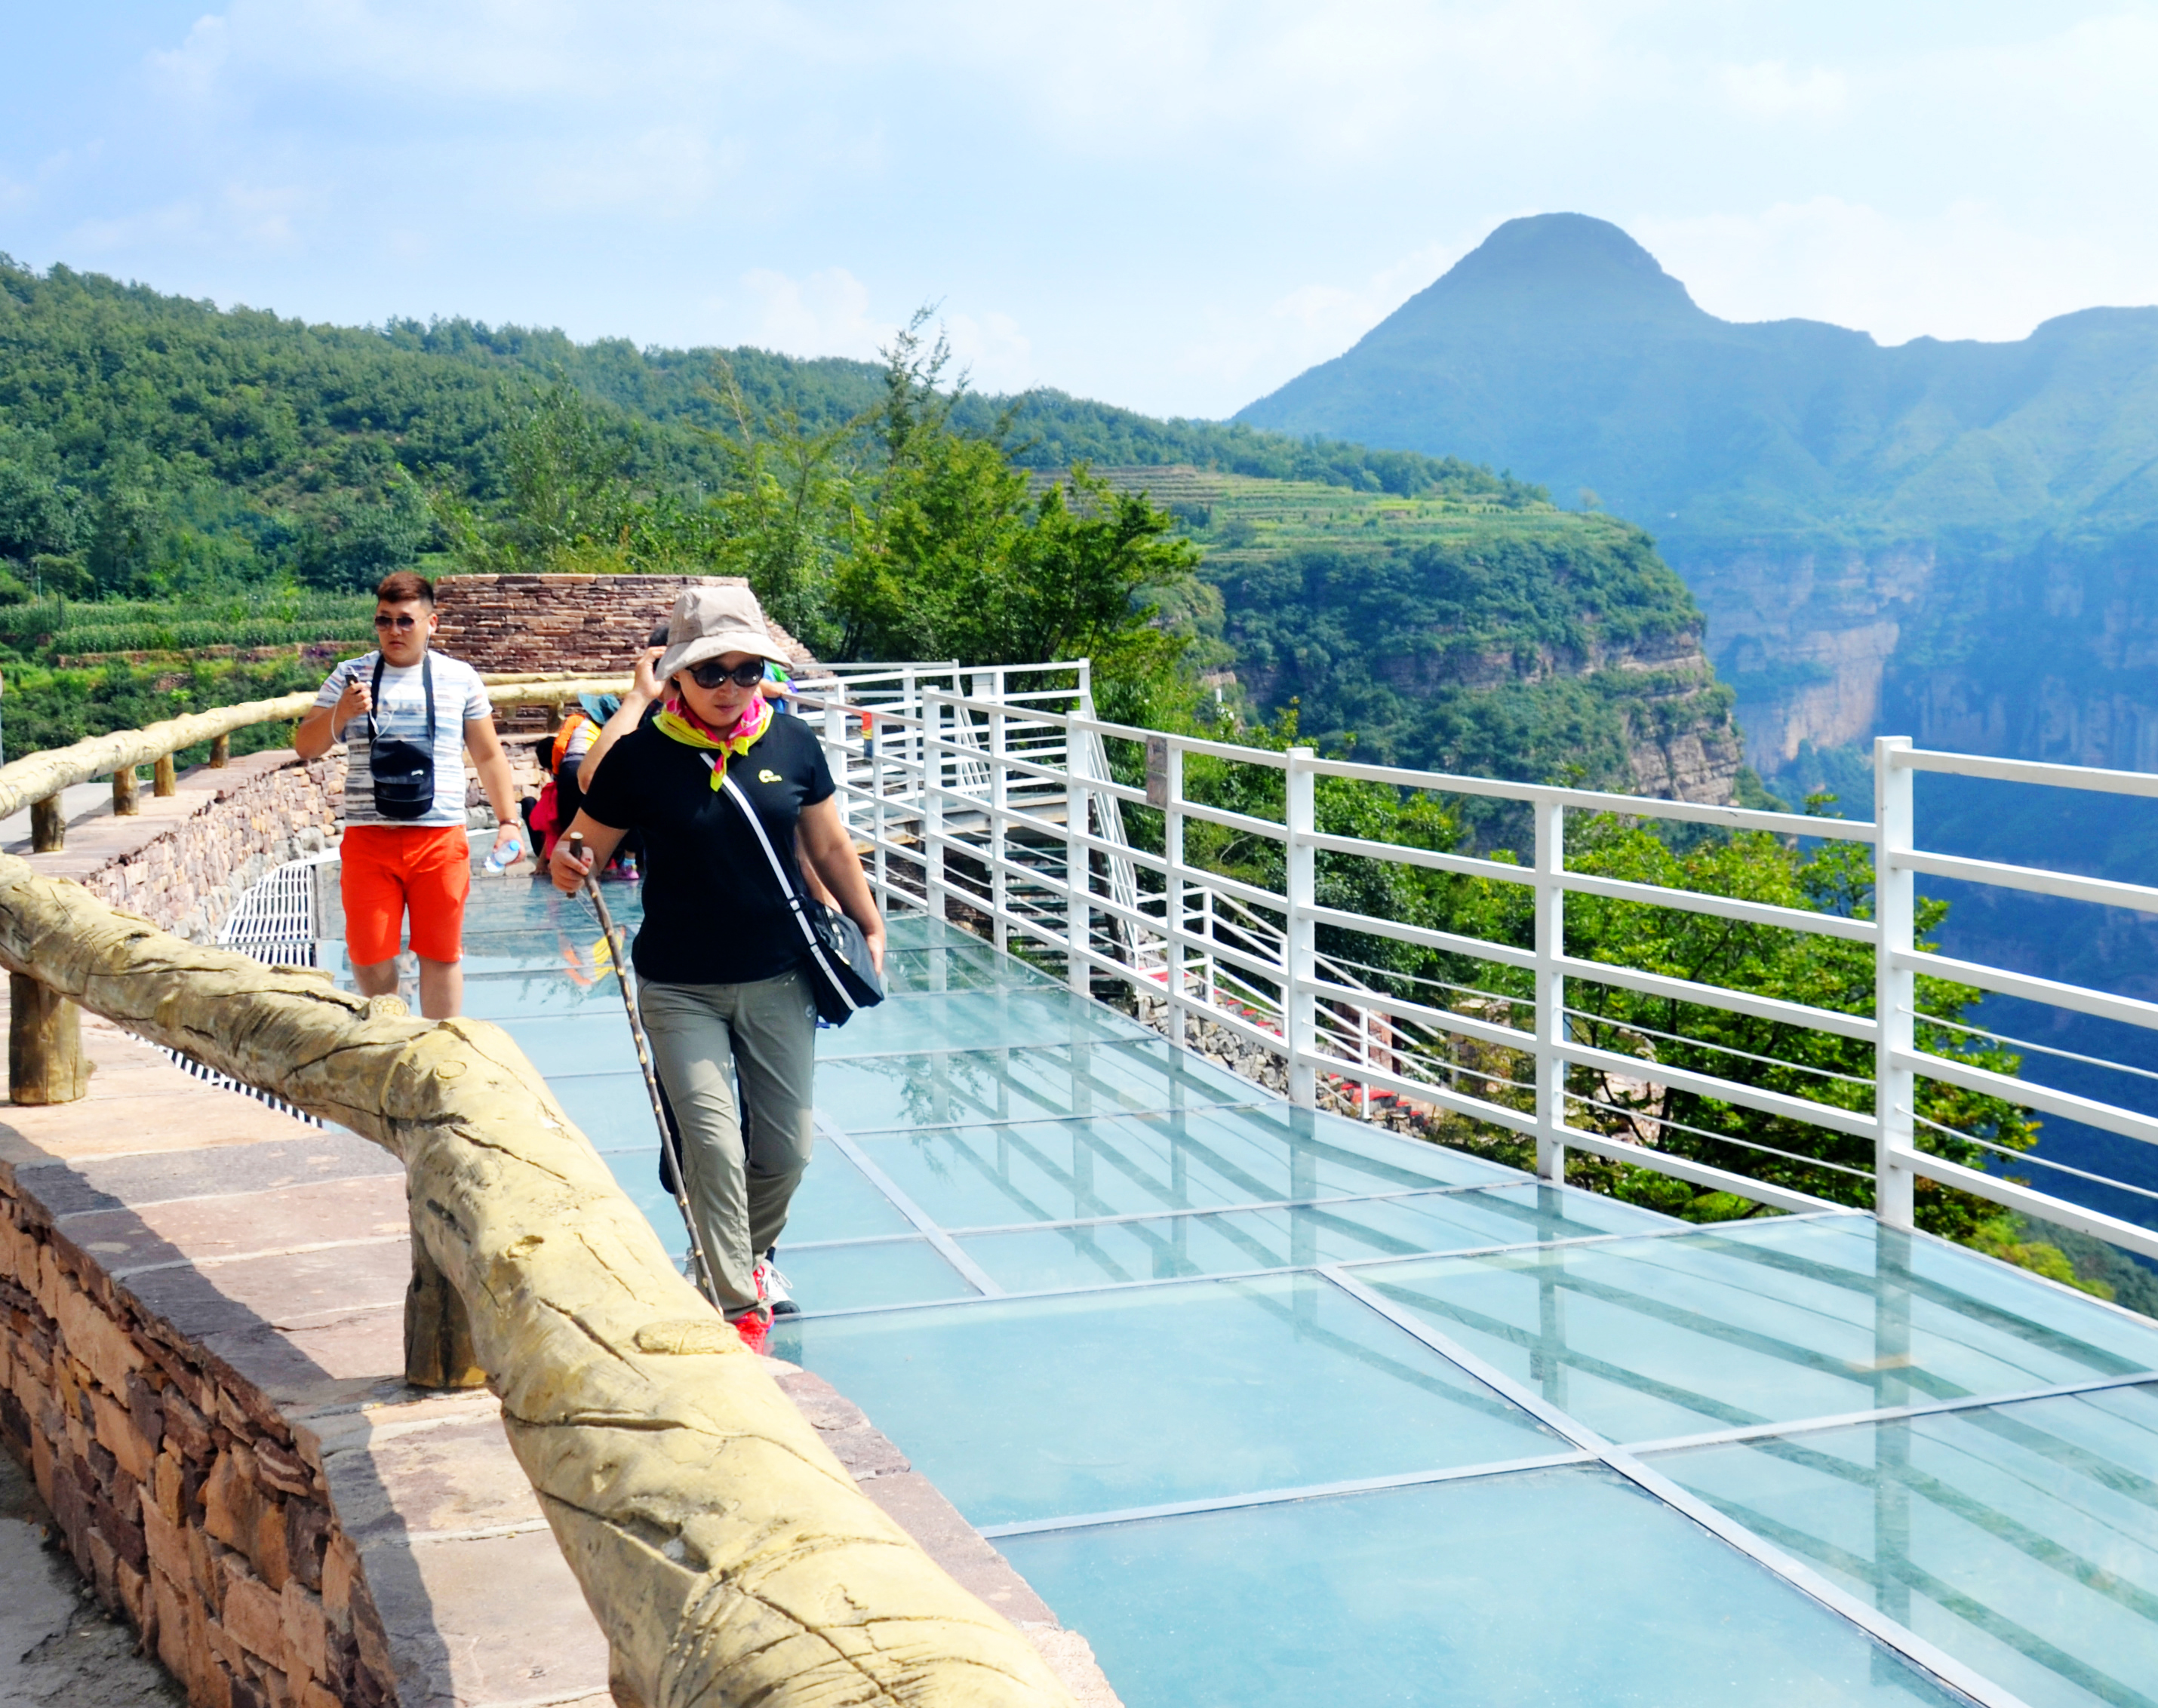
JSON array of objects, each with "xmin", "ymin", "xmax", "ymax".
[{"xmin": 432, "ymin": 574, "xmax": 818, "ymax": 680}]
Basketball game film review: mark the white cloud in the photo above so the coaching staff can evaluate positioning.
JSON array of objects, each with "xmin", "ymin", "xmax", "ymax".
[
  {"xmin": 1717, "ymin": 60, "xmax": 1847, "ymax": 121},
  {"xmin": 739, "ymin": 266, "xmax": 887, "ymax": 361},
  {"xmin": 1167, "ymin": 236, "xmax": 1468, "ymax": 406},
  {"xmin": 942, "ymin": 310, "xmax": 1034, "ymax": 395},
  {"xmin": 1638, "ymin": 196, "xmax": 2153, "ymax": 347}
]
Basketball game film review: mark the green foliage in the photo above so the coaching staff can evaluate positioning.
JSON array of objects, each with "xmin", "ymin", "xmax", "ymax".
[
  {"xmin": 831, "ymin": 324, "xmax": 1200, "ymax": 714},
  {"xmin": 1161, "ymin": 478, "xmax": 1735, "ymax": 806},
  {"xmin": 1, "ymin": 653, "xmax": 327, "ymax": 764}
]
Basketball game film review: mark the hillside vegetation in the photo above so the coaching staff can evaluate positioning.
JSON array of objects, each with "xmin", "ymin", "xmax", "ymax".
[
  {"xmin": 1091, "ymin": 465, "xmax": 1741, "ymax": 800},
  {"xmin": 0, "ymin": 255, "xmax": 1729, "ymax": 800}
]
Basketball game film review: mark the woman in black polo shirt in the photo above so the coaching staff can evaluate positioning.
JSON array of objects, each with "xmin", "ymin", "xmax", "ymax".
[{"xmin": 551, "ymin": 587, "xmax": 885, "ymax": 1350}]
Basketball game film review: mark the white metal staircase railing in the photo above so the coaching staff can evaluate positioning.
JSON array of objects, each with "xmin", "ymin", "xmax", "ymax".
[{"xmin": 797, "ymin": 668, "xmax": 2158, "ymax": 1270}]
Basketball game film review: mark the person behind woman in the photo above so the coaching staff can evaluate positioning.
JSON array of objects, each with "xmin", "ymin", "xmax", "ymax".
[{"xmin": 551, "ymin": 587, "xmax": 884, "ymax": 1348}]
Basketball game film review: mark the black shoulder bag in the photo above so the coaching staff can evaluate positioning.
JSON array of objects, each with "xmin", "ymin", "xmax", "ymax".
[
  {"xmin": 366, "ymin": 654, "xmax": 437, "ymax": 821},
  {"xmin": 719, "ymin": 771, "xmax": 884, "ymax": 1024}
]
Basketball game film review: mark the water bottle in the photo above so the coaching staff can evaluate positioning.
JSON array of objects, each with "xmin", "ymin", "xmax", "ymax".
[{"xmin": 483, "ymin": 832, "xmax": 519, "ymax": 876}]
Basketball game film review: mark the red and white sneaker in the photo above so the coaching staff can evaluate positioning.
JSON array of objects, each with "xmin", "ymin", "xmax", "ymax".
[
  {"xmin": 754, "ymin": 1250, "xmax": 798, "ymax": 1317},
  {"xmin": 732, "ymin": 1309, "xmax": 771, "ymax": 1354}
]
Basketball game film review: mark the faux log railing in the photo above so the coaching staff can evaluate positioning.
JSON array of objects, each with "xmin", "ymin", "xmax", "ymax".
[{"xmin": 0, "ymin": 690, "xmax": 1073, "ymax": 1708}]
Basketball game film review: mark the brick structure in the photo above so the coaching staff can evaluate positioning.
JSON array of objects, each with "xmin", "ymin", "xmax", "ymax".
[
  {"xmin": 0, "ymin": 1071, "xmax": 407, "ymax": 1708},
  {"xmin": 431, "ymin": 575, "xmax": 818, "ymax": 680}
]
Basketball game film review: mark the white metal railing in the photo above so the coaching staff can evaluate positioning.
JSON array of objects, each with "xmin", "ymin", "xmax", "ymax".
[{"xmin": 797, "ymin": 669, "xmax": 2158, "ymax": 1268}]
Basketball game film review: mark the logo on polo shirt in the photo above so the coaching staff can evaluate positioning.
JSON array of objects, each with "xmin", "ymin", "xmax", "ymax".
[{"xmin": 758, "ymin": 769, "xmax": 782, "ymax": 783}]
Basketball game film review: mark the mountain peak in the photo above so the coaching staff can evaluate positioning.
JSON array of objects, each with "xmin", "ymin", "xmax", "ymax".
[{"xmin": 1389, "ymin": 213, "xmax": 1705, "ymax": 333}]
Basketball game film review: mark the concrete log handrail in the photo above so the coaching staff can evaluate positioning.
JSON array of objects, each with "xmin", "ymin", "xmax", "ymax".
[
  {"xmin": 0, "ymin": 677, "xmax": 635, "ymax": 822},
  {"xmin": 0, "ymin": 713, "xmax": 1074, "ymax": 1706}
]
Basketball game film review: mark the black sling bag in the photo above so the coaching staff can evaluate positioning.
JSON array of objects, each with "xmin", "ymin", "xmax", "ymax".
[
  {"xmin": 719, "ymin": 771, "xmax": 884, "ymax": 1025},
  {"xmin": 365, "ymin": 654, "xmax": 438, "ymax": 821}
]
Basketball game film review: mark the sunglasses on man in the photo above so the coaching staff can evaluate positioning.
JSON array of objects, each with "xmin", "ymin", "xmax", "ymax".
[
  {"xmin": 687, "ymin": 659, "xmax": 770, "ymax": 690},
  {"xmin": 373, "ymin": 613, "xmax": 423, "ymax": 631}
]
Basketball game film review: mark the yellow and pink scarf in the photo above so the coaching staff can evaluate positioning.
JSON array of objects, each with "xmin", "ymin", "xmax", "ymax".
[{"xmin": 655, "ymin": 690, "xmax": 772, "ymax": 789}]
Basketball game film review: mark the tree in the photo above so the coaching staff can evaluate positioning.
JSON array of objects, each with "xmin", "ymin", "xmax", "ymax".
[{"xmin": 832, "ymin": 315, "xmax": 1200, "ymax": 716}]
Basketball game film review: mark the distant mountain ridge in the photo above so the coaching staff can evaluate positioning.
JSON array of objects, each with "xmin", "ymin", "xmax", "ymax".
[{"xmin": 1236, "ymin": 214, "xmax": 2158, "ymax": 787}]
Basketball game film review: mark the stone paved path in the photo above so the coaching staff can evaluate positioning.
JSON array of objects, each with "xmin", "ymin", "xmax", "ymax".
[{"xmin": 1, "ymin": 1448, "xmax": 182, "ymax": 1708}]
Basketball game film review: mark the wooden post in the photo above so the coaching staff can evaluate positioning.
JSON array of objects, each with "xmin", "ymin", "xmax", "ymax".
[
  {"xmin": 9, "ymin": 974, "xmax": 89, "ymax": 1104},
  {"xmin": 404, "ymin": 1209, "xmax": 487, "ymax": 1389},
  {"xmin": 29, "ymin": 794, "xmax": 63, "ymax": 852},
  {"xmin": 153, "ymin": 752, "xmax": 177, "ymax": 797},
  {"xmin": 112, "ymin": 766, "xmax": 140, "ymax": 816},
  {"xmin": 210, "ymin": 733, "xmax": 230, "ymax": 768}
]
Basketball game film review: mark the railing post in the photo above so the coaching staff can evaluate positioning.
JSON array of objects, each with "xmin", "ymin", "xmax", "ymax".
[
  {"xmin": 869, "ymin": 715, "xmax": 888, "ymax": 905},
  {"xmin": 1162, "ymin": 740, "xmax": 1186, "ymax": 1049},
  {"xmin": 988, "ymin": 699, "xmax": 1010, "ymax": 955},
  {"xmin": 1066, "ymin": 734, "xmax": 1090, "ymax": 996},
  {"xmin": 29, "ymin": 792, "xmax": 63, "ymax": 852},
  {"xmin": 1533, "ymin": 796, "xmax": 1566, "ymax": 1183},
  {"xmin": 1875, "ymin": 736, "xmax": 1917, "ymax": 1230},
  {"xmin": 1200, "ymin": 885, "xmax": 1216, "ymax": 1009},
  {"xmin": 822, "ymin": 681, "xmax": 848, "ymax": 836},
  {"xmin": 1286, "ymin": 746, "xmax": 1317, "ymax": 1108},
  {"xmin": 210, "ymin": 732, "xmax": 230, "ymax": 768},
  {"xmin": 112, "ymin": 766, "xmax": 140, "ymax": 817},
  {"xmin": 925, "ymin": 696, "xmax": 947, "ymax": 923},
  {"xmin": 9, "ymin": 974, "xmax": 89, "ymax": 1104},
  {"xmin": 153, "ymin": 752, "xmax": 177, "ymax": 797}
]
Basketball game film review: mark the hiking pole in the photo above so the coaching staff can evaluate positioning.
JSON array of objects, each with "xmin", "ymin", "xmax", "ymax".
[{"xmin": 570, "ymin": 833, "xmax": 721, "ymax": 1310}]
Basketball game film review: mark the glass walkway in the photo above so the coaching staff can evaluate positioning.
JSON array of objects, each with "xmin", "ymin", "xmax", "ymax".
[{"xmin": 335, "ymin": 874, "xmax": 2158, "ymax": 1708}]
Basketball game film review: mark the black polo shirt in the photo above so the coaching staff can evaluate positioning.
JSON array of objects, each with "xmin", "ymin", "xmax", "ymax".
[{"xmin": 578, "ymin": 714, "xmax": 836, "ymax": 985}]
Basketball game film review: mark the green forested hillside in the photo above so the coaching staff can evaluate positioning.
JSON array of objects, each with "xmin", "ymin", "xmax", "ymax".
[
  {"xmin": 0, "ymin": 253, "xmax": 1730, "ymax": 797},
  {"xmin": 0, "ymin": 256, "xmax": 1526, "ymax": 605},
  {"xmin": 1097, "ymin": 466, "xmax": 1738, "ymax": 799}
]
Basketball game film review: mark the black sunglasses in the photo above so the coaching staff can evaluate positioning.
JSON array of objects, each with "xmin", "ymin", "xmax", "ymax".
[
  {"xmin": 687, "ymin": 659, "xmax": 767, "ymax": 690},
  {"xmin": 373, "ymin": 613, "xmax": 423, "ymax": 631}
]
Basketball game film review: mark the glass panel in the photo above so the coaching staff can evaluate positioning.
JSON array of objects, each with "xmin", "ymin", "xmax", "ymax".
[
  {"xmin": 958, "ymin": 1184, "xmax": 1676, "ymax": 1290},
  {"xmin": 484, "ymin": 1013, "xmax": 641, "ymax": 1077},
  {"xmin": 881, "ymin": 943, "xmax": 1062, "ymax": 994},
  {"xmin": 812, "ymin": 1040, "xmax": 1256, "ymax": 1132},
  {"xmin": 458, "ymin": 968, "xmax": 629, "ymax": 1020},
  {"xmin": 550, "ymin": 1072, "xmax": 667, "ymax": 1154},
  {"xmin": 782, "ymin": 1145, "xmax": 916, "ymax": 1243},
  {"xmin": 775, "ymin": 1238, "xmax": 975, "ymax": 1313},
  {"xmin": 1129, "ymin": 1102, "xmax": 1526, "ymax": 1197},
  {"xmin": 1655, "ymin": 1384, "xmax": 2158, "ymax": 1708},
  {"xmin": 1368, "ymin": 1217, "xmax": 2158, "ymax": 1444},
  {"xmin": 817, "ymin": 988, "xmax": 1154, "ymax": 1059},
  {"xmin": 1000, "ymin": 1466, "xmax": 1966, "ymax": 1708},
  {"xmin": 595, "ymin": 1139, "xmax": 912, "ymax": 1256},
  {"xmin": 881, "ymin": 914, "xmax": 977, "ymax": 950},
  {"xmin": 772, "ymin": 1272, "xmax": 1560, "ymax": 1525},
  {"xmin": 600, "ymin": 1150, "xmax": 688, "ymax": 1260}
]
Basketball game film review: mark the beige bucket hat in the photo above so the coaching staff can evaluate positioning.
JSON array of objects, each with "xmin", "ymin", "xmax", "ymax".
[{"xmin": 654, "ymin": 585, "xmax": 792, "ymax": 680}]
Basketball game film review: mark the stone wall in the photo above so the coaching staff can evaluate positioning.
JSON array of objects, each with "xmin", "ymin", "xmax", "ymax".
[
  {"xmin": 70, "ymin": 753, "xmax": 345, "ymax": 943},
  {"xmin": 432, "ymin": 574, "xmax": 818, "ymax": 680},
  {"xmin": 0, "ymin": 1197, "xmax": 392, "ymax": 1708}
]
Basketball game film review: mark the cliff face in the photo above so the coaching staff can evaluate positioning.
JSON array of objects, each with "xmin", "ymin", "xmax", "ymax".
[
  {"xmin": 1679, "ymin": 527, "xmax": 2158, "ymax": 781},
  {"xmin": 1676, "ymin": 536, "xmax": 1941, "ymax": 768}
]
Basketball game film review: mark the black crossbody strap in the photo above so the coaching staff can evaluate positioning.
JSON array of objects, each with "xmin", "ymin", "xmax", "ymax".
[
  {"xmin": 366, "ymin": 653, "xmax": 435, "ymax": 744},
  {"xmin": 718, "ymin": 770, "xmax": 859, "ymax": 1013}
]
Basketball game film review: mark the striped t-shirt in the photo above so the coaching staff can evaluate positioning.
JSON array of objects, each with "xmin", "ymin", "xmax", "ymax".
[{"xmin": 315, "ymin": 650, "xmax": 491, "ymax": 828}]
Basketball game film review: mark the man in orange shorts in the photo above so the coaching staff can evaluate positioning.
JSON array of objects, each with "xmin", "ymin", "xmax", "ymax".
[{"xmin": 294, "ymin": 570, "xmax": 523, "ymax": 1018}]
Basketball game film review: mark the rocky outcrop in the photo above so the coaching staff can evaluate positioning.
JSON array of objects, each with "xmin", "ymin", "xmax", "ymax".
[
  {"xmin": 1679, "ymin": 526, "xmax": 2158, "ymax": 778},
  {"xmin": 1674, "ymin": 536, "xmax": 1938, "ymax": 770}
]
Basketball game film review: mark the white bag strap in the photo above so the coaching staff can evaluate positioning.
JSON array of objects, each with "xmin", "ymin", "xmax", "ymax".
[{"xmin": 718, "ymin": 768, "xmax": 859, "ymax": 1012}]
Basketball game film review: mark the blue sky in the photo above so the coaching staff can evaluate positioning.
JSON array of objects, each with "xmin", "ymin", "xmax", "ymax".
[{"xmin": 5, "ymin": 2, "xmax": 2157, "ymax": 419}]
